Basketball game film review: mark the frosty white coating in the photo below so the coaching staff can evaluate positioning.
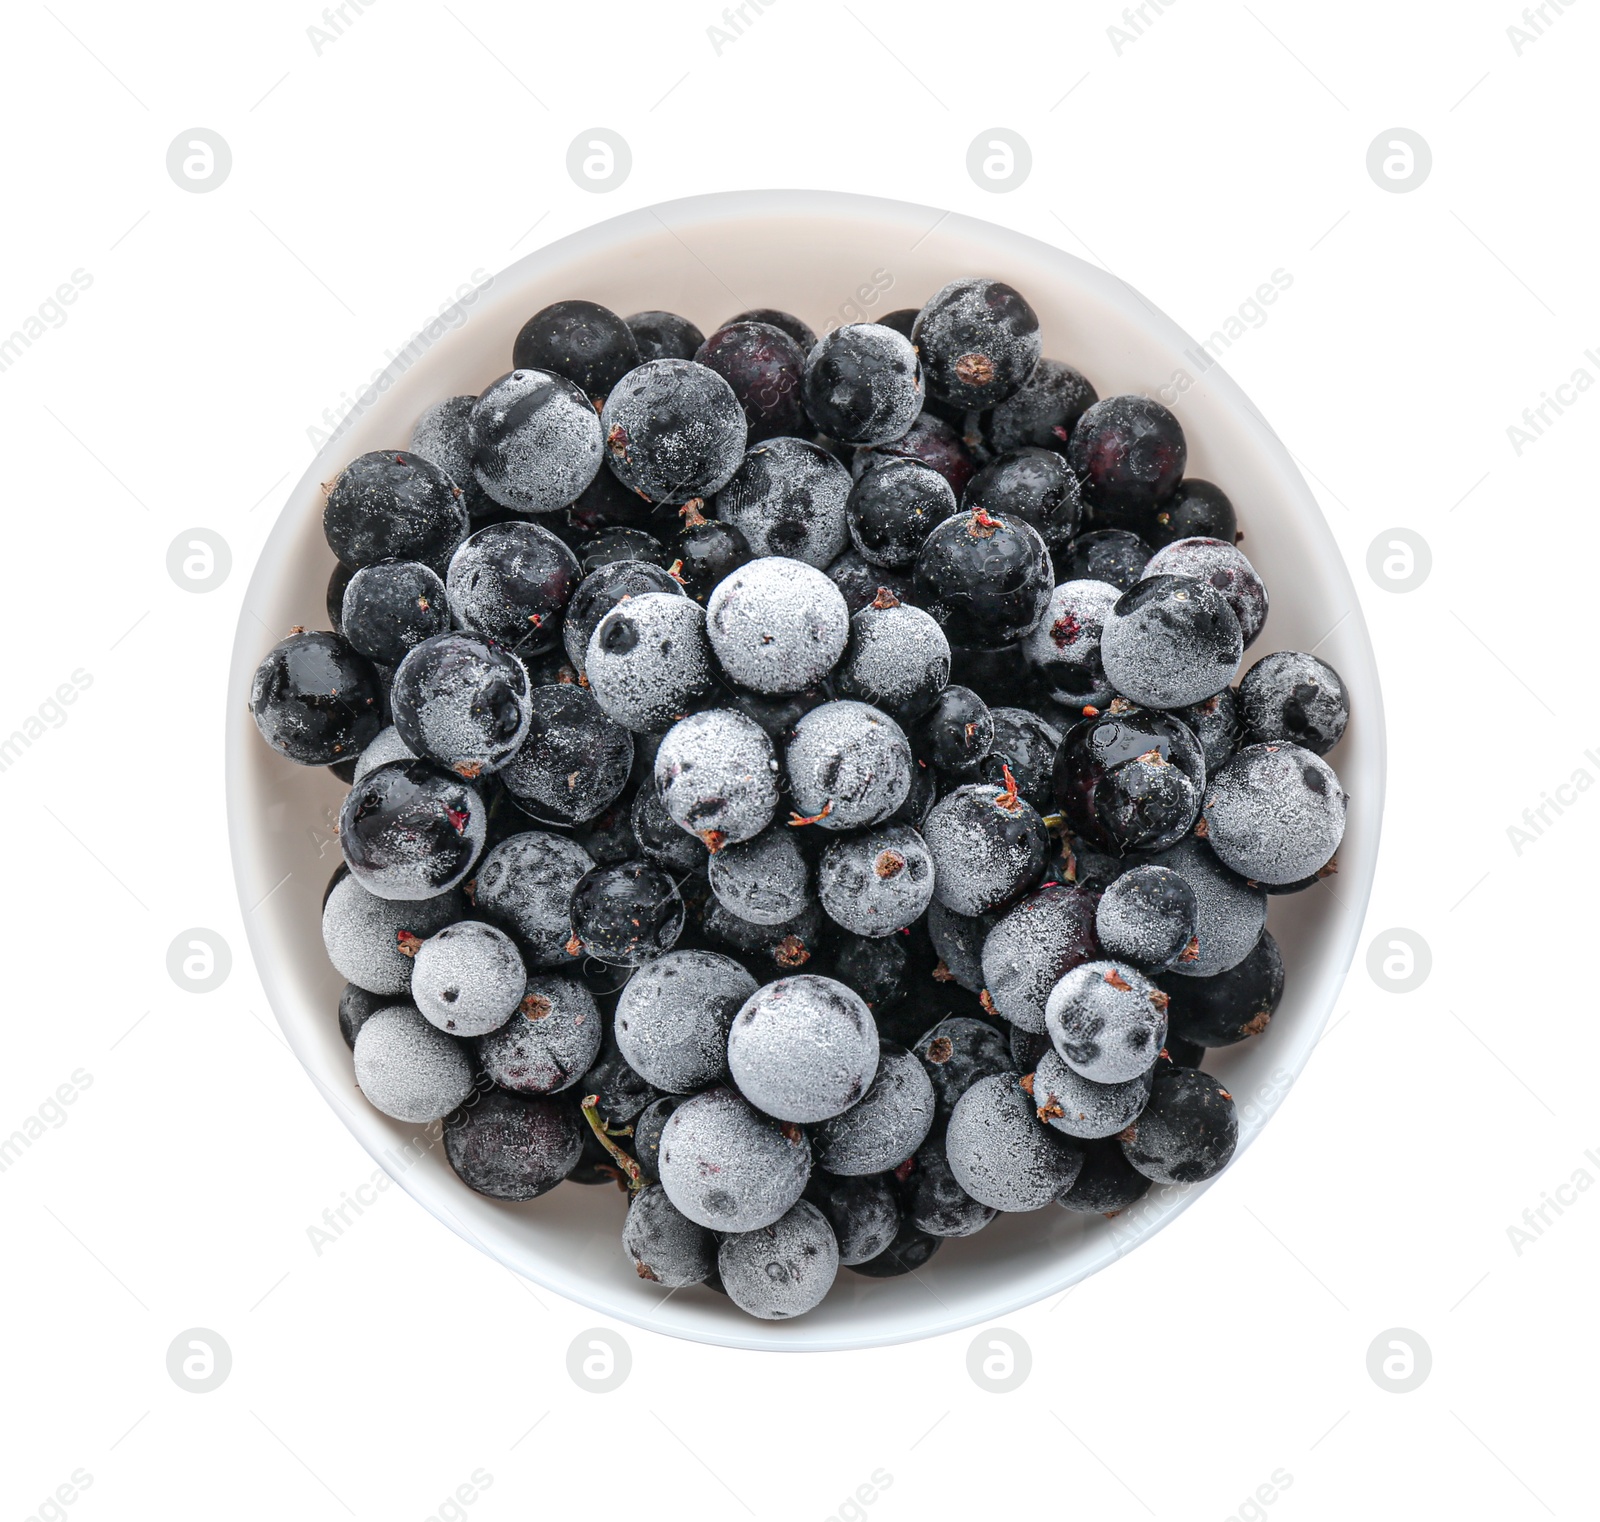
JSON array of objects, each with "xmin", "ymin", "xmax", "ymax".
[
  {"xmin": 834, "ymin": 602, "xmax": 951, "ymax": 718},
  {"xmin": 468, "ymin": 368, "xmax": 603, "ymax": 513},
  {"xmin": 1145, "ymin": 834, "xmax": 1268, "ymax": 978},
  {"xmin": 1144, "ymin": 536, "xmax": 1270, "ymax": 647},
  {"xmin": 352, "ymin": 1005, "xmax": 474, "ymax": 1123},
  {"xmin": 817, "ymin": 824, "xmax": 935, "ymax": 936},
  {"xmin": 727, "ymin": 975, "xmax": 880, "ymax": 1123},
  {"xmin": 657, "ymin": 1087, "xmax": 811, "ymax": 1232},
  {"xmin": 1022, "ymin": 579, "xmax": 1120, "ymax": 708},
  {"xmin": 473, "ymin": 973, "xmax": 602, "ymax": 1094},
  {"xmin": 622, "ymin": 1185, "xmax": 715, "ymax": 1288},
  {"xmin": 470, "ymin": 831, "xmax": 594, "ymax": 967},
  {"xmin": 706, "ymin": 828, "xmax": 812, "ymax": 926},
  {"xmin": 979, "ymin": 883, "xmax": 1100, "ymax": 1033},
  {"xmin": 1045, "ymin": 960, "xmax": 1169, "ymax": 1084},
  {"xmin": 654, "ymin": 709, "xmax": 779, "ymax": 849},
  {"xmin": 717, "ymin": 1201, "xmax": 840, "ymax": 1320},
  {"xmin": 411, "ymin": 921, "xmax": 527, "ymax": 1036},
  {"xmin": 614, "ymin": 950, "xmax": 757, "ymax": 1093},
  {"xmin": 321, "ymin": 874, "xmax": 466, "ymax": 996},
  {"xmin": 351, "ymin": 724, "xmax": 416, "ymax": 783},
  {"xmin": 705, "ymin": 556, "xmax": 851, "ymax": 695},
  {"xmin": 945, "ymin": 1073, "xmax": 1083, "ymax": 1212},
  {"xmin": 785, "ymin": 699, "xmax": 912, "ymax": 830},
  {"xmin": 585, "ymin": 593, "xmax": 715, "ymax": 732},
  {"xmin": 714, "ymin": 437, "xmax": 852, "ymax": 567},
  {"xmin": 812, "ymin": 1041, "xmax": 936, "ymax": 1175},
  {"xmin": 1100, "ymin": 574, "xmax": 1243, "ymax": 709},
  {"xmin": 1031, "ymin": 1048, "xmax": 1153, "ymax": 1140},
  {"xmin": 1202, "ymin": 743, "xmax": 1346, "ymax": 885}
]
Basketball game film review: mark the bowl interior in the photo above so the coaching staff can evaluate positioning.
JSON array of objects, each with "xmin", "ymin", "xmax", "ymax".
[{"xmin": 226, "ymin": 189, "xmax": 1384, "ymax": 1351}]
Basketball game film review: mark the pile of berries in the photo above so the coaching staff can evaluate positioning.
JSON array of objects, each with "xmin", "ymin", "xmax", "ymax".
[{"xmin": 252, "ymin": 279, "xmax": 1350, "ymax": 1321}]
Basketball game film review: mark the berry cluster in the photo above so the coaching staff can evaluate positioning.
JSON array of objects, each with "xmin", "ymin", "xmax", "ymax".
[{"xmin": 254, "ymin": 280, "xmax": 1351, "ymax": 1321}]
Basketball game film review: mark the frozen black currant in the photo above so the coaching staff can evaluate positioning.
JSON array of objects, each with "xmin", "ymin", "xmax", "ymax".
[
  {"xmin": 912, "ymin": 684, "xmax": 992, "ymax": 775},
  {"xmin": 946, "ymin": 1072, "xmax": 1084, "ymax": 1211},
  {"xmin": 899, "ymin": 1134, "xmax": 996, "ymax": 1237},
  {"xmin": 446, "ymin": 519, "xmax": 581, "ymax": 654},
  {"xmin": 411, "ymin": 920, "xmax": 526, "ymax": 1036},
  {"xmin": 657, "ymin": 1086, "xmax": 811, "ymax": 1231},
  {"xmin": 818, "ymin": 824, "xmax": 935, "ymax": 937},
  {"xmin": 472, "ymin": 830, "xmax": 593, "ymax": 967},
  {"xmin": 1052, "ymin": 704, "xmax": 1207, "ymax": 855},
  {"xmin": 825, "ymin": 547, "xmax": 914, "ymax": 615},
  {"xmin": 323, "ymin": 450, "xmax": 469, "ymax": 572},
  {"xmin": 854, "ymin": 409, "xmax": 978, "ymax": 499},
  {"xmin": 912, "ymin": 278, "xmax": 1041, "ymax": 410},
  {"xmin": 250, "ymin": 630, "xmax": 383, "ymax": 765},
  {"xmin": 669, "ymin": 508, "xmax": 753, "ymax": 603},
  {"xmin": 728, "ymin": 974, "xmax": 879, "ymax": 1123},
  {"xmin": 625, "ymin": 309, "xmax": 705, "ymax": 364},
  {"xmin": 1031, "ymin": 1050, "xmax": 1153, "ymax": 1141},
  {"xmin": 1143, "ymin": 832, "xmax": 1267, "ymax": 978},
  {"xmin": 1149, "ymin": 478, "xmax": 1237, "ymax": 549},
  {"xmin": 1068, "ymin": 395, "xmax": 1187, "ymax": 528},
  {"xmin": 569, "ymin": 859, "xmax": 684, "ymax": 966},
  {"xmin": 469, "ymin": 369, "xmax": 604, "ymax": 514},
  {"xmin": 1173, "ymin": 687, "xmax": 1241, "ymax": 773},
  {"xmin": 1101, "ymin": 575, "xmax": 1242, "ymax": 709},
  {"xmin": 340, "ymin": 561, "xmax": 451, "ymax": 666},
  {"xmin": 1095, "ymin": 864, "xmax": 1199, "ymax": 972},
  {"xmin": 802, "ymin": 323, "xmax": 923, "ymax": 446},
  {"xmin": 914, "ymin": 509, "xmax": 1053, "ymax": 645},
  {"xmin": 1145, "ymin": 536, "xmax": 1269, "ymax": 648},
  {"xmin": 969, "ymin": 357, "xmax": 1098, "ymax": 455},
  {"xmin": 1057, "ymin": 1138, "xmax": 1153, "ymax": 1215},
  {"xmin": 339, "ymin": 759, "xmax": 486, "ymax": 900},
  {"xmin": 834, "ymin": 592, "xmax": 951, "ymax": 723},
  {"xmin": 353, "ymin": 1005, "xmax": 474, "ymax": 1122},
  {"xmin": 1120, "ymin": 1064, "xmax": 1237, "ymax": 1184},
  {"xmin": 498, "ymin": 685, "xmax": 633, "ymax": 826},
  {"xmin": 390, "ymin": 631, "xmax": 532, "ymax": 777},
  {"xmin": 1045, "ymin": 960, "xmax": 1169, "ymax": 1084},
  {"xmin": 963, "ymin": 447, "xmax": 1083, "ymax": 548},
  {"xmin": 1059, "ymin": 528, "xmax": 1150, "ymax": 591},
  {"xmin": 718, "ymin": 1200, "xmax": 839, "ymax": 1320},
  {"xmin": 927, "ymin": 900, "xmax": 1001, "ymax": 993},
  {"xmin": 831, "ymin": 934, "xmax": 911, "ymax": 1014},
  {"xmin": 568, "ymin": 459, "xmax": 657, "ymax": 534},
  {"xmin": 714, "ymin": 437, "xmax": 850, "ymax": 566},
  {"xmin": 1238, "ymin": 650, "xmax": 1350, "ymax": 756},
  {"xmin": 847, "ymin": 458, "xmax": 958, "ymax": 568},
  {"xmin": 601, "ymin": 359, "xmax": 747, "ymax": 504},
  {"xmin": 979, "ymin": 707, "xmax": 1061, "ymax": 813},
  {"xmin": 1022, "ymin": 579, "xmax": 1119, "ymax": 709},
  {"xmin": 1161, "ymin": 1033, "xmax": 1207, "ymax": 1067},
  {"xmin": 623, "ymin": 1184, "xmax": 716, "ymax": 1286},
  {"xmin": 322, "ymin": 874, "xmax": 467, "ymax": 995},
  {"xmin": 847, "ymin": 1218, "xmax": 943, "ymax": 1276},
  {"xmin": 706, "ymin": 556, "xmax": 850, "ymax": 695},
  {"xmin": 980, "ymin": 883, "xmax": 1101, "ymax": 1033},
  {"xmin": 701, "ymin": 896, "xmax": 827, "ymax": 974},
  {"xmin": 786, "ymin": 700, "xmax": 913, "ymax": 830},
  {"xmin": 914, "ymin": 1015, "xmax": 1012, "ymax": 1122},
  {"xmin": 1202, "ymin": 743, "xmax": 1346, "ymax": 885},
  {"xmin": 654, "ymin": 709, "xmax": 779, "ymax": 851},
  {"xmin": 922, "ymin": 773, "xmax": 1048, "ymax": 915},
  {"xmin": 585, "ymin": 592, "xmax": 716, "ymax": 733},
  {"xmin": 812, "ymin": 1040, "xmax": 936, "ymax": 1176},
  {"xmin": 580, "ymin": 1036, "xmax": 663, "ymax": 1128},
  {"xmin": 706, "ymin": 827, "xmax": 812, "ymax": 926},
  {"xmin": 444, "ymin": 1088, "xmax": 585, "ymax": 1201},
  {"xmin": 1158, "ymin": 929, "xmax": 1283, "ymax": 1047},
  {"xmin": 562, "ymin": 559, "xmax": 685, "ymax": 674},
  {"xmin": 512, "ymin": 299, "xmax": 640, "ymax": 403},
  {"xmin": 629, "ymin": 782, "xmax": 705, "ymax": 874},
  {"xmin": 804, "ymin": 1172, "xmax": 900, "ymax": 1266},
  {"xmin": 614, "ymin": 949, "xmax": 756, "ymax": 1093},
  {"xmin": 728, "ymin": 307, "xmax": 817, "ymax": 351},
  {"xmin": 696, "ymin": 321, "xmax": 810, "ymax": 442},
  {"xmin": 474, "ymin": 973, "xmax": 603, "ymax": 1092},
  {"xmin": 576, "ymin": 527, "xmax": 665, "ymax": 574}
]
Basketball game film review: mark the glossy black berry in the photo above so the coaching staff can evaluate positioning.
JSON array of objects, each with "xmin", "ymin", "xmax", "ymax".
[
  {"xmin": 914, "ymin": 509, "xmax": 1053, "ymax": 645},
  {"xmin": 601, "ymin": 359, "xmax": 747, "ymax": 505},
  {"xmin": 847, "ymin": 458, "xmax": 957, "ymax": 568},
  {"xmin": 802, "ymin": 324, "xmax": 923, "ymax": 447},
  {"xmin": 1059, "ymin": 528, "xmax": 1150, "ymax": 591},
  {"xmin": 696, "ymin": 321, "xmax": 810, "ymax": 443},
  {"xmin": 669, "ymin": 512, "xmax": 753, "ymax": 602},
  {"xmin": 1158, "ymin": 928, "xmax": 1283, "ymax": 1047},
  {"xmin": 499, "ymin": 684, "xmax": 634, "ymax": 826},
  {"xmin": 1238, "ymin": 650, "xmax": 1350, "ymax": 756},
  {"xmin": 1149, "ymin": 478, "xmax": 1237, "ymax": 548},
  {"xmin": 326, "ymin": 562, "xmax": 354, "ymax": 633},
  {"xmin": 963, "ymin": 447, "xmax": 1083, "ymax": 548},
  {"xmin": 913, "ymin": 684, "xmax": 992, "ymax": 775},
  {"xmin": 340, "ymin": 561, "xmax": 450, "ymax": 666},
  {"xmin": 912, "ymin": 278, "xmax": 1041, "ymax": 410},
  {"xmin": 390, "ymin": 631, "xmax": 531, "ymax": 777},
  {"xmin": 970, "ymin": 357, "xmax": 1098, "ymax": 455},
  {"xmin": 580, "ymin": 1036, "xmax": 664, "ymax": 1128},
  {"xmin": 1053, "ymin": 705, "xmax": 1206, "ymax": 855},
  {"xmin": 979, "ymin": 707, "xmax": 1062, "ymax": 817},
  {"xmin": 512, "ymin": 299, "xmax": 641, "ymax": 404},
  {"xmin": 1069, "ymin": 395, "xmax": 1187, "ymax": 531},
  {"xmin": 1120, "ymin": 1064, "xmax": 1237, "ymax": 1184},
  {"xmin": 250, "ymin": 630, "xmax": 384, "ymax": 765},
  {"xmin": 566, "ymin": 456, "xmax": 658, "ymax": 534},
  {"xmin": 825, "ymin": 548, "xmax": 913, "ymax": 615},
  {"xmin": 726, "ymin": 307, "xmax": 817, "ymax": 352},
  {"xmin": 338, "ymin": 758, "xmax": 486, "ymax": 901},
  {"xmin": 323, "ymin": 450, "xmax": 469, "ymax": 573},
  {"xmin": 446, "ymin": 519, "xmax": 581, "ymax": 655},
  {"xmin": 576, "ymin": 527, "xmax": 666, "ymax": 574},
  {"xmin": 625, "ymin": 309, "xmax": 706, "ymax": 364},
  {"xmin": 853, "ymin": 409, "xmax": 978, "ymax": 499},
  {"xmin": 338, "ymin": 984, "xmax": 385, "ymax": 1048},
  {"xmin": 570, "ymin": 859, "xmax": 685, "ymax": 966}
]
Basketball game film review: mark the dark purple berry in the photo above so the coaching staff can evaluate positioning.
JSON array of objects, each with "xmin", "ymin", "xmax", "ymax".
[
  {"xmin": 1059, "ymin": 528, "xmax": 1150, "ymax": 591},
  {"xmin": 1149, "ymin": 478, "xmax": 1237, "ymax": 548},
  {"xmin": 602, "ymin": 360, "xmax": 747, "ymax": 505},
  {"xmin": 512, "ymin": 299, "xmax": 641, "ymax": 404},
  {"xmin": 570, "ymin": 859, "xmax": 685, "ymax": 966},
  {"xmin": 1069, "ymin": 395, "xmax": 1187, "ymax": 528},
  {"xmin": 625, "ymin": 309, "xmax": 706, "ymax": 364},
  {"xmin": 1238, "ymin": 650, "xmax": 1350, "ymax": 756},
  {"xmin": 323, "ymin": 450, "xmax": 469, "ymax": 573},
  {"xmin": 912, "ymin": 278, "xmax": 1041, "ymax": 410},
  {"xmin": 963, "ymin": 447, "xmax": 1083, "ymax": 548},
  {"xmin": 1120, "ymin": 1064, "xmax": 1237, "ymax": 1184},
  {"xmin": 969, "ymin": 357, "xmax": 1098, "ymax": 455},
  {"xmin": 802, "ymin": 324, "xmax": 923, "ymax": 447},
  {"xmin": 250, "ymin": 630, "xmax": 384, "ymax": 765},
  {"xmin": 914, "ymin": 509, "xmax": 1052, "ymax": 645},
  {"xmin": 1158, "ymin": 929, "xmax": 1283, "ymax": 1047},
  {"xmin": 339, "ymin": 758, "xmax": 486, "ymax": 900},
  {"xmin": 847, "ymin": 458, "xmax": 957, "ymax": 568},
  {"xmin": 853, "ymin": 409, "xmax": 978, "ymax": 499},
  {"xmin": 446, "ymin": 520, "xmax": 581, "ymax": 655},
  {"xmin": 445, "ymin": 1089, "xmax": 584, "ymax": 1201},
  {"xmin": 1053, "ymin": 704, "xmax": 1206, "ymax": 855},
  {"xmin": 696, "ymin": 321, "xmax": 810, "ymax": 443}
]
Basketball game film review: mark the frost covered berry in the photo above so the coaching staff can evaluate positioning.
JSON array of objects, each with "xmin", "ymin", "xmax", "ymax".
[
  {"xmin": 472, "ymin": 973, "xmax": 602, "ymax": 1093},
  {"xmin": 250, "ymin": 630, "xmax": 383, "ymax": 766},
  {"xmin": 945, "ymin": 1072, "xmax": 1084, "ymax": 1211},
  {"xmin": 980, "ymin": 883, "xmax": 1100, "ymax": 1033},
  {"xmin": 912, "ymin": 278, "xmax": 1042, "ymax": 410},
  {"xmin": 718, "ymin": 1201, "xmax": 840, "ymax": 1320},
  {"xmin": 471, "ymin": 831, "xmax": 592, "ymax": 967},
  {"xmin": 585, "ymin": 592, "xmax": 716, "ymax": 733},
  {"xmin": 389, "ymin": 632, "xmax": 532, "ymax": 778},
  {"xmin": 654, "ymin": 709, "xmax": 779, "ymax": 851},
  {"xmin": 803, "ymin": 323, "xmax": 923, "ymax": 446},
  {"xmin": 812, "ymin": 1040, "xmax": 936, "ymax": 1176},
  {"xmin": 1022, "ymin": 580, "xmax": 1119, "ymax": 710},
  {"xmin": 410, "ymin": 921, "xmax": 526, "ymax": 1036},
  {"xmin": 323, "ymin": 449, "xmax": 469, "ymax": 572},
  {"xmin": 352, "ymin": 1005, "xmax": 474, "ymax": 1123},
  {"xmin": 468, "ymin": 369, "xmax": 604, "ymax": 514},
  {"xmin": 1100, "ymin": 575, "xmax": 1243, "ymax": 709},
  {"xmin": 1144, "ymin": 536, "xmax": 1269, "ymax": 648},
  {"xmin": 1201, "ymin": 743, "xmax": 1346, "ymax": 885},
  {"xmin": 338, "ymin": 759, "xmax": 486, "ymax": 901},
  {"xmin": 1120, "ymin": 1064, "xmax": 1237, "ymax": 1184},
  {"xmin": 714, "ymin": 436, "xmax": 851, "ymax": 565},
  {"xmin": 786, "ymin": 700, "xmax": 913, "ymax": 831},
  {"xmin": 706, "ymin": 827, "xmax": 813, "ymax": 926},
  {"xmin": 922, "ymin": 773, "xmax": 1048, "ymax": 915},
  {"xmin": 833, "ymin": 593, "xmax": 951, "ymax": 723},
  {"xmin": 727, "ymin": 975, "xmax": 880, "ymax": 1123},
  {"xmin": 444, "ymin": 1089, "xmax": 585, "ymax": 1201},
  {"xmin": 1031, "ymin": 1049, "xmax": 1153, "ymax": 1141},
  {"xmin": 601, "ymin": 358, "xmax": 747, "ymax": 504},
  {"xmin": 1238, "ymin": 649, "xmax": 1350, "ymax": 755},
  {"xmin": 705, "ymin": 556, "xmax": 850, "ymax": 696},
  {"xmin": 1095, "ymin": 865, "xmax": 1199, "ymax": 972},
  {"xmin": 657, "ymin": 1087, "xmax": 811, "ymax": 1231},
  {"xmin": 817, "ymin": 824, "xmax": 935, "ymax": 936},
  {"xmin": 1045, "ymin": 960, "xmax": 1170, "ymax": 1084},
  {"xmin": 622, "ymin": 1184, "xmax": 715, "ymax": 1287},
  {"xmin": 614, "ymin": 950, "xmax": 756, "ymax": 1093}
]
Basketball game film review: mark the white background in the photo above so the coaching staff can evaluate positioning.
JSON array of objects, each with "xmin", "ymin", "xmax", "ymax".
[{"xmin": 2, "ymin": 1, "xmax": 1595, "ymax": 1518}]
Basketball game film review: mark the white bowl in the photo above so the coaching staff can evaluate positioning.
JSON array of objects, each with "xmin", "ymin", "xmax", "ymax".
[{"xmin": 226, "ymin": 189, "xmax": 1385, "ymax": 1352}]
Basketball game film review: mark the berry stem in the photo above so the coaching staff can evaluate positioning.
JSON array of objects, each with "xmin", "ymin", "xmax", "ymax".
[
  {"xmin": 788, "ymin": 800, "xmax": 834, "ymax": 827},
  {"xmin": 580, "ymin": 1094, "xmax": 644, "ymax": 1194},
  {"xmin": 995, "ymin": 764, "xmax": 1021, "ymax": 814}
]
